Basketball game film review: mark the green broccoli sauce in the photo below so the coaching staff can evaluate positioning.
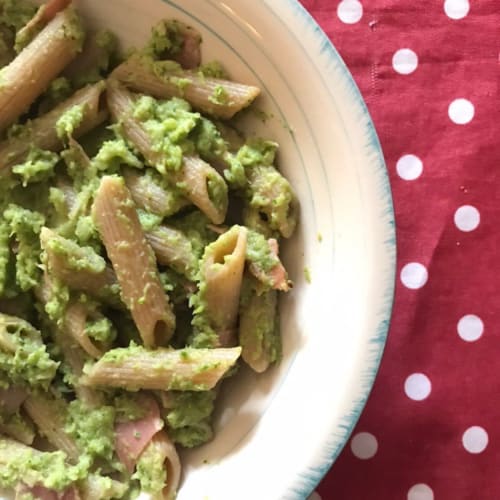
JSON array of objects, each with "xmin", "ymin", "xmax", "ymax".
[
  {"xmin": 92, "ymin": 138, "xmax": 142, "ymax": 173},
  {"xmin": 0, "ymin": 444, "xmax": 89, "ymax": 491},
  {"xmin": 0, "ymin": 0, "xmax": 37, "ymax": 33},
  {"xmin": 85, "ymin": 316, "xmax": 116, "ymax": 344},
  {"xmin": 165, "ymin": 391, "xmax": 215, "ymax": 429},
  {"xmin": 144, "ymin": 19, "xmax": 185, "ymax": 60},
  {"xmin": 47, "ymin": 234, "xmax": 106, "ymax": 274},
  {"xmin": 0, "ymin": 221, "xmax": 11, "ymax": 295},
  {"xmin": 208, "ymin": 85, "xmax": 229, "ymax": 106},
  {"xmin": 56, "ymin": 103, "xmax": 85, "ymax": 141},
  {"xmin": 132, "ymin": 95, "xmax": 200, "ymax": 174},
  {"xmin": 246, "ymin": 230, "xmax": 279, "ymax": 274},
  {"xmin": 114, "ymin": 393, "xmax": 147, "ymax": 423},
  {"xmin": 170, "ymin": 419, "xmax": 213, "ymax": 448},
  {"xmin": 3, "ymin": 204, "xmax": 45, "ymax": 291},
  {"xmin": 304, "ymin": 267, "xmax": 312, "ymax": 284},
  {"xmin": 64, "ymin": 400, "xmax": 116, "ymax": 464},
  {"xmin": 132, "ymin": 442, "xmax": 167, "ymax": 495},
  {"xmin": 198, "ymin": 60, "xmax": 228, "ymax": 79},
  {"xmin": 12, "ymin": 148, "xmax": 59, "ymax": 187},
  {"xmin": 0, "ymin": 314, "xmax": 58, "ymax": 390}
]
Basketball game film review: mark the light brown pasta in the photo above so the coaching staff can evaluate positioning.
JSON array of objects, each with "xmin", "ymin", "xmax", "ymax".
[
  {"xmin": 136, "ymin": 431, "xmax": 181, "ymax": 500},
  {"xmin": 195, "ymin": 225, "xmax": 248, "ymax": 347},
  {"xmin": 92, "ymin": 175, "xmax": 175, "ymax": 347},
  {"xmin": 239, "ymin": 286, "xmax": 280, "ymax": 373},
  {"xmin": 179, "ymin": 155, "xmax": 228, "ymax": 225},
  {"xmin": 0, "ymin": 6, "xmax": 83, "ymax": 133},
  {"xmin": 64, "ymin": 301, "xmax": 103, "ymax": 359},
  {"xmin": 0, "ymin": 82, "xmax": 107, "ymax": 172},
  {"xmin": 123, "ymin": 168, "xmax": 189, "ymax": 218},
  {"xmin": 80, "ymin": 346, "xmax": 242, "ymax": 391},
  {"xmin": 23, "ymin": 393, "xmax": 80, "ymax": 462},
  {"xmin": 145, "ymin": 224, "xmax": 198, "ymax": 280},
  {"xmin": 112, "ymin": 54, "xmax": 260, "ymax": 119}
]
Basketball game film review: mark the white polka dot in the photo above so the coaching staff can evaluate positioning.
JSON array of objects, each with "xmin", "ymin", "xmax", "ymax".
[
  {"xmin": 462, "ymin": 426, "xmax": 488, "ymax": 454},
  {"xmin": 448, "ymin": 98, "xmax": 475, "ymax": 124},
  {"xmin": 337, "ymin": 0, "xmax": 363, "ymax": 24},
  {"xmin": 444, "ymin": 0, "xmax": 470, "ymax": 19},
  {"xmin": 400, "ymin": 262, "xmax": 428, "ymax": 289},
  {"xmin": 392, "ymin": 48, "xmax": 419, "ymax": 75},
  {"xmin": 350, "ymin": 432, "xmax": 378, "ymax": 459},
  {"xmin": 404, "ymin": 373, "xmax": 432, "ymax": 401},
  {"xmin": 454, "ymin": 205, "xmax": 480, "ymax": 232},
  {"xmin": 396, "ymin": 154, "xmax": 423, "ymax": 180},
  {"xmin": 457, "ymin": 314, "xmax": 484, "ymax": 342},
  {"xmin": 408, "ymin": 483, "xmax": 434, "ymax": 500},
  {"xmin": 307, "ymin": 493, "xmax": 322, "ymax": 500}
]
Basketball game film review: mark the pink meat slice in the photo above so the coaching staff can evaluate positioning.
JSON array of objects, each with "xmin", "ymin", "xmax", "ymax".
[{"xmin": 114, "ymin": 394, "xmax": 164, "ymax": 473}]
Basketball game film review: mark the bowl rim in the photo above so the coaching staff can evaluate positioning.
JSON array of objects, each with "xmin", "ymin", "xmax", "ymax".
[{"xmin": 281, "ymin": 0, "xmax": 396, "ymax": 496}]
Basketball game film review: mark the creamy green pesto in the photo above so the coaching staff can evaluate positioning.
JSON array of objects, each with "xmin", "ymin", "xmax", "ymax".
[
  {"xmin": 56, "ymin": 103, "xmax": 85, "ymax": 140},
  {"xmin": 0, "ymin": 314, "xmax": 58, "ymax": 390},
  {"xmin": 12, "ymin": 148, "xmax": 59, "ymax": 186},
  {"xmin": 65, "ymin": 399, "xmax": 116, "ymax": 463}
]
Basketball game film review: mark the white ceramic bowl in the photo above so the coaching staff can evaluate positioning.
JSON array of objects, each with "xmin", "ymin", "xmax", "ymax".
[{"xmin": 9, "ymin": 1, "xmax": 396, "ymax": 499}]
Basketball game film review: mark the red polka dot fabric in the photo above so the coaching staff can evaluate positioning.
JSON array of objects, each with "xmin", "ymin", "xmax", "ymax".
[{"xmin": 299, "ymin": 1, "xmax": 499, "ymax": 499}]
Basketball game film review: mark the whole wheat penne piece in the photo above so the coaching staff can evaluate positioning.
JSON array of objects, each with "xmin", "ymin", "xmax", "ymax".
[
  {"xmin": 23, "ymin": 392, "xmax": 80, "ymax": 462},
  {"xmin": 64, "ymin": 301, "xmax": 103, "ymax": 358},
  {"xmin": 40, "ymin": 227, "xmax": 121, "ymax": 307},
  {"xmin": 92, "ymin": 175, "xmax": 175, "ymax": 347},
  {"xmin": 112, "ymin": 55, "xmax": 260, "ymax": 119},
  {"xmin": 0, "ymin": 412, "xmax": 35, "ymax": 445},
  {"xmin": 239, "ymin": 284, "xmax": 280, "ymax": 373},
  {"xmin": 15, "ymin": 0, "xmax": 72, "ymax": 53},
  {"xmin": 106, "ymin": 79, "xmax": 162, "ymax": 163},
  {"xmin": 192, "ymin": 225, "xmax": 247, "ymax": 347},
  {"xmin": 179, "ymin": 155, "xmax": 228, "ymax": 225},
  {"xmin": 81, "ymin": 345, "xmax": 242, "ymax": 391},
  {"xmin": 124, "ymin": 168, "xmax": 189, "ymax": 218},
  {"xmin": 0, "ymin": 6, "xmax": 84, "ymax": 133},
  {"xmin": 0, "ymin": 82, "xmax": 107, "ymax": 172},
  {"xmin": 145, "ymin": 224, "xmax": 198, "ymax": 280},
  {"xmin": 135, "ymin": 431, "xmax": 181, "ymax": 500}
]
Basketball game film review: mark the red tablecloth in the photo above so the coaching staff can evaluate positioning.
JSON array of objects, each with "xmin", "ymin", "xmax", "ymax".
[{"xmin": 299, "ymin": 1, "xmax": 499, "ymax": 499}]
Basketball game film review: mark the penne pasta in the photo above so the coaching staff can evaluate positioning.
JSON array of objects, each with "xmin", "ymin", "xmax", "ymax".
[
  {"xmin": 179, "ymin": 155, "xmax": 228, "ymax": 225},
  {"xmin": 0, "ymin": 412, "xmax": 35, "ymax": 446},
  {"xmin": 64, "ymin": 300, "xmax": 103, "ymax": 359},
  {"xmin": 81, "ymin": 345, "xmax": 242, "ymax": 391},
  {"xmin": 191, "ymin": 225, "xmax": 247, "ymax": 347},
  {"xmin": 124, "ymin": 167, "xmax": 189, "ymax": 218},
  {"xmin": 23, "ymin": 392, "xmax": 80, "ymax": 462},
  {"xmin": 134, "ymin": 431, "xmax": 180, "ymax": 500},
  {"xmin": 145, "ymin": 224, "xmax": 199, "ymax": 280},
  {"xmin": 0, "ymin": 82, "xmax": 107, "ymax": 172},
  {"xmin": 92, "ymin": 175, "xmax": 175, "ymax": 347},
  {"xmin": 0, "ymin": 6, "xmax": 84, "ymax": 133},
  {"xmin": 112, "ymin": 54, "xmax": 260, "ymax": 119},
  {"xmin": 239, "ymin": 282, "xmax": 280, "ymax": 373}
]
